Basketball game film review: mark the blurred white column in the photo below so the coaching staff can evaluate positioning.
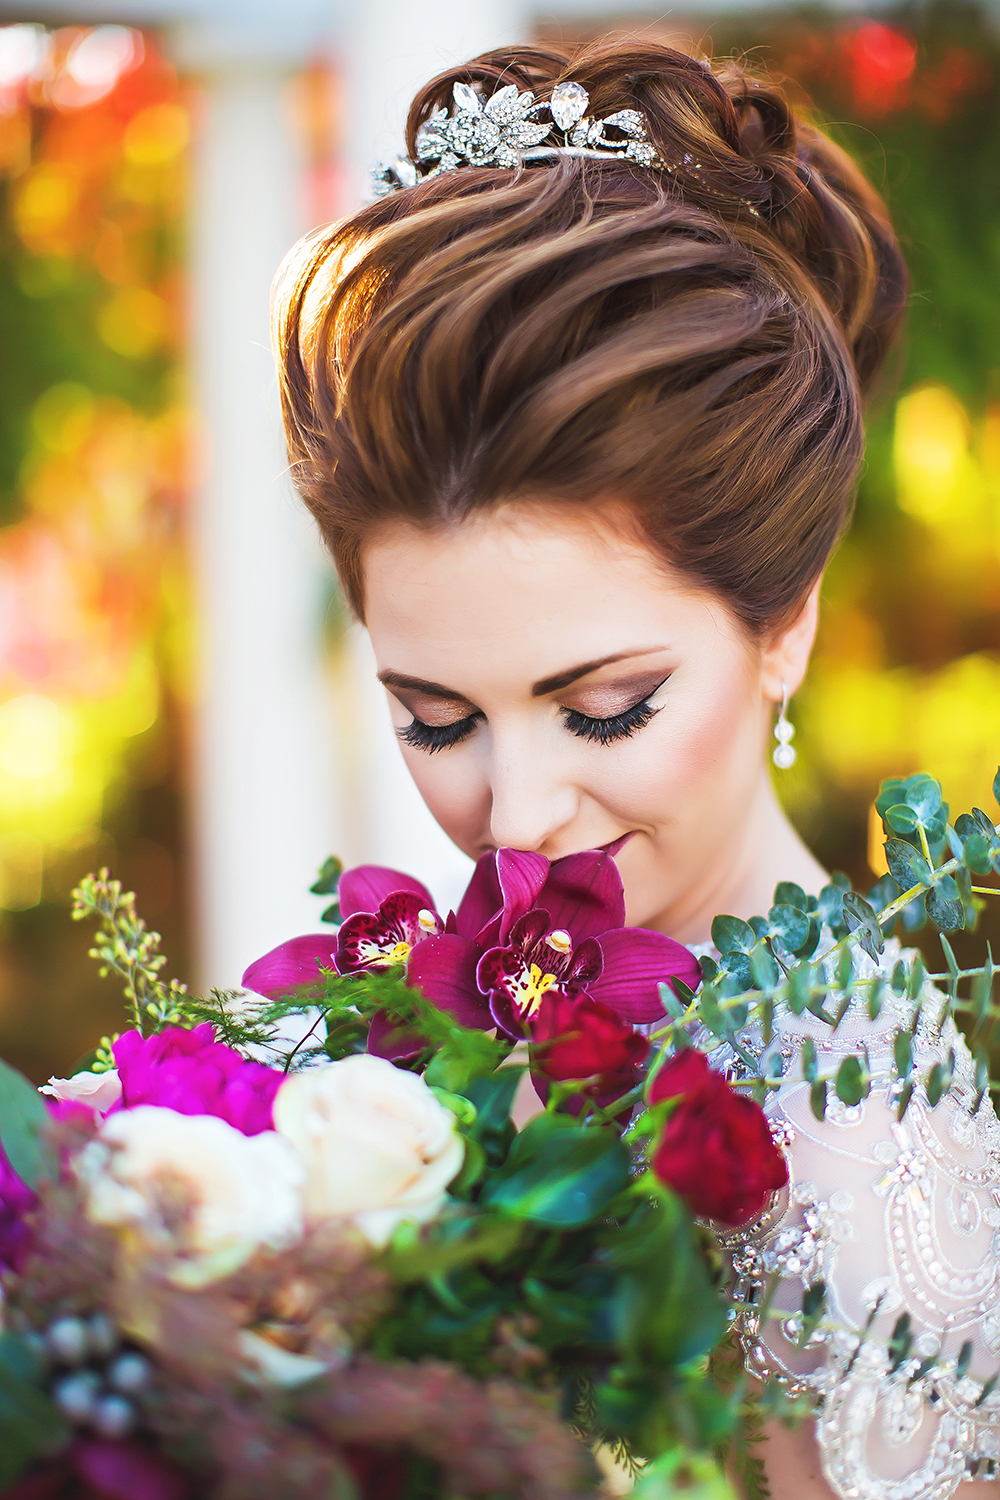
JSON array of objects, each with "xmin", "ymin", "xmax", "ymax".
[
  {"xmin": 186, "ymin": 55, "xmax": 341, "ymax": 991},
  {"xmin": 343, "ymin": 0, "xmax": 530, "ymax": 196},
  {"xmin": 336, "ymin": 0, "xmax": 528, "ymax": 911}
]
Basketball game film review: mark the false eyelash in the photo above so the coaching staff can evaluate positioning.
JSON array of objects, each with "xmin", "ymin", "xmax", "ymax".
[
  {"xmin": 398, "ymin": 713, "xmax": 482, "ymax": 754},
  {"xmin": 561, "ymin": 699, "xmax": 660, "ymax": 745}
]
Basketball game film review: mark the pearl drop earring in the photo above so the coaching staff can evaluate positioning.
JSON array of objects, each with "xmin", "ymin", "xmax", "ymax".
[{"xmin": 773, "ymin": 682, "xmax": 796, "ymax": 770}]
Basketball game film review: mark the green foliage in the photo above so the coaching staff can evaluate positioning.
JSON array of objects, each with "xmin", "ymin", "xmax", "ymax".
[
  {"xmin": 0, "ymin": 1056, "xmax": 57, "ymax": 1189},
  {"xmin": 0, "ymin": 1332, "xmax": 68, "ymax": 1489},
  {"xmin": 72, "ymin": 870, "xmax": 188, "ymax": 1034}
]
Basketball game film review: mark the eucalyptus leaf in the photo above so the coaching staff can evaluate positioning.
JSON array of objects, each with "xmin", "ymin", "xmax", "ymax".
[
  {"xmin": 893, "ymin": 1030, "xmax": 913, "ymax": 1080},
  {"xmin": 768, "ymin": 904, "xmax": 811, "ymax": 952},
  {"xmin": 749, "ymin": 943, "xmax": 779, "ymax": 991},
  {"xmin": 711, "ymin": 914, "xmax": 755, "ymax": 955},
  {"xmin": 835, "ymin": 1055, "xmax": 868, "ymax": 1107},
  {"xmin": 0, "ymin": 1057, "xmax": 56, "ymax": 1190},
  {"xmin": 926, "ymin": 882, "xmax": 965, "ymax": 933},
  {"xmin": 994, "ymin": 766, "xmax": 1000, "ymax": 808},
  {"xmin": 810, "ymin": 1079, "xmax": 827, "ymax": 1122},
  {"xmin": 773, "ymin": 881, "xmax": 808, "ymax": 912},
  {"xmin": 885, "ymin": 839, "xmax": 932, "ymax": 891},
  {"xmin": 842, "ymin": 892, "xmax": 885, "ymax": 962},
  {"xmin": 801, "ymin": 1037, "xmax": 818, "ymax": 1084},
  {"xmin": 962, "ymin": 833, "xmax": 992, "ymax": 875}
]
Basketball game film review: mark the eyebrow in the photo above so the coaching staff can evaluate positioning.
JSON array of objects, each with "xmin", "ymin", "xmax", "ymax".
[{"xmin": 378, "ymin": 648, "xmax": 667, "ymax": 703}]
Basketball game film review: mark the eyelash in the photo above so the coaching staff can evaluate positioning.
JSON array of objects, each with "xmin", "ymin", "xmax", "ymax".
[{"xmin": 398, "ymin": 690, "xmax": 664, "ymax": 754}]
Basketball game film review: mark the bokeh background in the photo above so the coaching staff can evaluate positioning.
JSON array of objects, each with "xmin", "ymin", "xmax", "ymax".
[{"xmin": 0, "ymin": 0, "xmax": 997, "ymax": 1081}]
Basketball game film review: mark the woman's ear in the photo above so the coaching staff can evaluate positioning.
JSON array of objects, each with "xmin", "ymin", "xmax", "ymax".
[{"xmin": 760, "ymin": 577, "xmax": 822, "ymax": 704}]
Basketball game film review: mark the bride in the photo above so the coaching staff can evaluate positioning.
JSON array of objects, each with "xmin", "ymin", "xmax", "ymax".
[{"xmin": 270, "ymin": 40, "xmax": 1000, "ymax": 1500}]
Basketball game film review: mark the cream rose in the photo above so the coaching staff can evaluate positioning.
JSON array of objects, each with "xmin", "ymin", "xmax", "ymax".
[
  {"xmin": 273, "ymin": 1054, "xmax": 464, "ymax": 1247},
  {"xmin": 80, "ymin": 1106, "xmax": 305, "ymax": 1286},
  {"xmin": 41, "ymin": 1069, "xmax": 122, "ymax": 1114}
]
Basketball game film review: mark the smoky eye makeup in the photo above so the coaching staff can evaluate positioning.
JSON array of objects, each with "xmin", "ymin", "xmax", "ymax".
[{"xmin": 559, "ymin": 674, "xmax": 669, "ymax": 745}]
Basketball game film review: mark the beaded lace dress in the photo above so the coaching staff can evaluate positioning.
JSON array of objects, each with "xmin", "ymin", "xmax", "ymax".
[{"xmin": 700, "ymin": 935, "xmax": 1000, "ymax": 1500}]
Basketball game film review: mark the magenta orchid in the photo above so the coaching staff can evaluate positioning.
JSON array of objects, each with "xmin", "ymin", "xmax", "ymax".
[{"xmin": 242, "ymin": 845, "xmax": 700, "ymax": 1057}]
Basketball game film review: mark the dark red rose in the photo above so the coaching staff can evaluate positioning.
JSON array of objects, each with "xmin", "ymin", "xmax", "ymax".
[
  {"xmin": 528, "ymin": 992, "xmax": 648, "ymax": 1118},
  {"xmin": 648, "ymin": 1049, "xmax": 788, "ymax": 1226}
]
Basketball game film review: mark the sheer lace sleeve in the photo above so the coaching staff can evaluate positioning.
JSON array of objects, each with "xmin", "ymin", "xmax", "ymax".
[{"xmin": 713, "ymin": 939, "xmax": 1000, "ymax": 1500}]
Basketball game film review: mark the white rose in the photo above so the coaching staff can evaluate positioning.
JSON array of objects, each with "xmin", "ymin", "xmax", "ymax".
[
  {"xmin": 40, "ymin": 1069, "xmax": 122, "ymax": 1115},
  {"xmin": 273, "ymin": 1054, "xmax": 465, "ymax": 1247},
  {"xmin": 81, "ymin": 1106, "xmax": 305, "ymax": 1287}
]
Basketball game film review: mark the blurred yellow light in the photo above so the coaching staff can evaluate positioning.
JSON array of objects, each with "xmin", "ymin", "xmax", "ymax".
[
  {"xmin": 0, "ymin": 831, "xmax": 43, "ymax": 911},
  {"xmin": 97, "ymin": 287, "xmax": 166, "ymax": 358},
  {"xmin": 123, "ymin": 103, "xmax": 189, "ymax": 166},
  {"xmin": 0, "ymin": 694, "xmax": 73, "ymax": 780},
  {"xmin": 31, "ymin": 381, "xmax": 95, "ymax": 453},
  {"xmin": 13, "ymin": 165, "xmax": 78, "ymax": 239},
  {"xmin": 894, "ymin": 384, "xmax": 971, "ymax": 520}
]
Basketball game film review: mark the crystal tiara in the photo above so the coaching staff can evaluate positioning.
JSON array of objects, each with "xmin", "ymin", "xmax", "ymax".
[{"xmin": 371, "ymin": 78, "xmax": 664, "ymax": 197}]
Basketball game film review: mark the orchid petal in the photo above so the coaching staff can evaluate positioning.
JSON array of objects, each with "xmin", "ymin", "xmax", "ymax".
[
  {"xmin": 539, "ymin": 850, "xmax": 625, "ymax": 941},
  {"xmin": 406, "ymin": 935, "xmax": 493, "ymax": 1029},
  {"xmin": 589, "ymin": 928, "xmax": 701, "ymax": 1021},
  {"xmin": 242, "ymin": 935, "xmax": 335, "ymax": 999},
  {"xmin": 454, "ymin": 852, "xmax": 502, "ymax": 939},
  {"xmin": 367, "ymin": 1011, "xmax": 427, "ymax": 1061},
  {"xmin": 496, "ymin": 849, "xmax": 550, "ymax": 940},
  {"xmin": 338, "ymin": 865, "xmax": 435, "ymax": 919}
]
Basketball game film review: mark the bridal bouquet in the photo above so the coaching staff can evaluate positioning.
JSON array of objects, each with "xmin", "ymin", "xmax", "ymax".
[{"xmin": 0, "ymin": 769, "xmax": 997, "ymax": 1499}]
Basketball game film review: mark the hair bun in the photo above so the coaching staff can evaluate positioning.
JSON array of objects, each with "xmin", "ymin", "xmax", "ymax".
[{"xmin": 408, "ymin": 41, "xmax": 907, "ymax": 394}]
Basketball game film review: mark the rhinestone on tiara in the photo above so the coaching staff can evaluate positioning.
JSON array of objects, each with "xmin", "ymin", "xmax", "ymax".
[{"xmin": 371, "ymin": 78, "xmax": 664, "ymax": 197}]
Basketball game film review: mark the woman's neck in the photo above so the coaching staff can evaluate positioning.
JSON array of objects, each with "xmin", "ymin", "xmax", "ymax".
[{"xmin": 653, "ymin": 772, "xmax": 829, "ymax": 947}]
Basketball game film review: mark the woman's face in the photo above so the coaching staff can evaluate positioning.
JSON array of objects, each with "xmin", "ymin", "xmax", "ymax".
[{"xmin": 362, "ymin": 502, "xmax": 796, "ymax": 937}]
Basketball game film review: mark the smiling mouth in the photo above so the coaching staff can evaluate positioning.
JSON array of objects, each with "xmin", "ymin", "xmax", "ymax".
[{"xmin": 479, "ymin": 831, "xmax": 637, "ymax": 859}]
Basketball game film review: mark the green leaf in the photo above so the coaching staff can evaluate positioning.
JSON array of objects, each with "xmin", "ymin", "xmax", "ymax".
[
  {"xmin": 658, "ymin": 981, "xmax": 686, "ymax": 1021},
  {"xmin": 842, "ymin": 892, "xmax": 885, "ymax": 962},
  {"xmin": 959, "ymin": 830, "xmax": 992, "ymax": 874},
  {"xmin": 480, "ymin": 1115, "xmax": 630, "ymax": 1227},
  {"xmin": 809, "ymin": 1079, "xmax": 828, "ymax": 1121},
  {"xmin": 710, "ymin": 915, "xmax": 755, "ymax": 955},
  {"xmin": 926, "ymin": 1062, "xmax": 951, "ymax": 1108},
  {"xmin": 816, "ymin": 883, "xmax": 847, "ymax": 935},
  {"xmin": 768, "ymin": 904, "xmax": 811, "ymax": 952},
  {"xmin": 801, "ymin": 1037, "xmax": 818, "ymax": 1084},
  {"xmin": 888, "ymin": 1312, "xmax": 912, "ymax": 1373},
  {"xmin": 461, "ymin": 1069, "xmax": 521, "ymax": 1164},
  {"xmin": 885, "ymin": 839, "xmax": 932, "ymax": 891},
  {"xmin": 773, "ymin": 881, "xmax": 808, "ymax": 911},
  {"xmin": 994, "ymin": 766, "xmax": 1000, "ymax": 808},
  {"xmin": 891, "ymin": 961, "xmax": 907, "ymax": 998},
  {"xmin": 320, "ymin": 901, "xmax": 342, "ymax": 926},
  {"xmin": 903, "ymin": 775, "xmax": 944, "ymax": 822},
  {"xmin": 926, "ymin": 880, "xmax": 965, "ymax": 933},
  {"xmin": 886, "ymin": 803, "xmax": 919, "ymax": 835},
  {"xmin": 0, "ymin": 1058, "xmax": 56, "ymax": 1190},
  {"xmin": 868, "ymin": 977, "xmax": 885, "ymax": 1022},
  {"xmin": 894, "ymin": 1029, "xmax": 913, "ymax": 1080},
  {"xmin": 787, "ymin": 961, "xmax": 812, "ymax": 1016},
  {"xmin": 0, "ymin": 1333, "xmax": 69, "ymax": 1489},
  {"xmin": 749, "ymin": 943, "xmax": 779, "ymax": 990},
  {"xmin": 799, "ymin": 1280, "xmax": 826, "ymax": 1347},
  {"xmin": 835, "ymin": 1055, "xmax": 868, "ymax": 1107},
  {"xmin": 310, "ymin": 855, "xmax": 344, "ymax": 896}
]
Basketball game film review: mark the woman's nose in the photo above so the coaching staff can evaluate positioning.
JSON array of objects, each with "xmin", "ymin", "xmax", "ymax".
[{"xmin": 486, "ymin": 740, "xmax": 579, "ymax": 854}]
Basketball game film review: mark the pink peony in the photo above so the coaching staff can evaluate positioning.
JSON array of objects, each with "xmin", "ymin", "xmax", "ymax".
[{"xmin": 112, "ymin": 1025, "xmax": 283, "ymax": 1135}]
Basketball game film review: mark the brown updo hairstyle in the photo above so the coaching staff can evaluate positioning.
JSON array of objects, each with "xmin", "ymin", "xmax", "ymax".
[{"xmin": 273, "ymin": 41, "xmax": 907, "ymax": 635}]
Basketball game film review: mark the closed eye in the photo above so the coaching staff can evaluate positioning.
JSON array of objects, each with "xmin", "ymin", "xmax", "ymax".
[
  {"xmin": 397, "ymin": 711, "xmax": 483, "ymax": 754},
  {"xmin": 561, "ymin": 696, "xmax": 661, "ymax": 745}
]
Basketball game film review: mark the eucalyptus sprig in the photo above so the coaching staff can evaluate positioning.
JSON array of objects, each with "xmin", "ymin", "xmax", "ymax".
[{"xmin": 656, "ymin": 768, "xmax": 1000, "ymax": 1124}]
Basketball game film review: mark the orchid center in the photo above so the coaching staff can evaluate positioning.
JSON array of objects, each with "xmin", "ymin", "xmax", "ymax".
[
  {"xmin": 417, "ymin": 909, "xmax": 439, "ymax": 933},
  {"xmin": 545, "ymin": 929, "xmax": 572, "ymax": 955},
  {"xmin": 512, "ymin": 961, "xmax": 559, "ymax": 1018},
  {"xmin": 358, "ymin": 938, "xmax": 412, "ymax": 966}
]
